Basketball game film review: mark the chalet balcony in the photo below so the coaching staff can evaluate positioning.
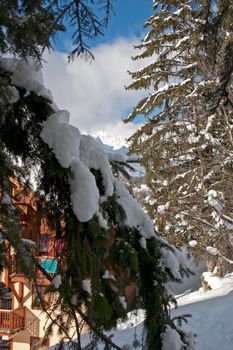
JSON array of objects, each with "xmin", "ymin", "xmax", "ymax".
[
  {"xmin": 0, "ymin": 299, "xmax": 12, "ymax": 311},
  {"xmin": 0, "ymin": 307, "xmax": 25, "ymax": 333}
]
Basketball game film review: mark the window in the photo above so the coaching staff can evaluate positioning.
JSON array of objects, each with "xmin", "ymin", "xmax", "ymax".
[
  {"xmin": 32, "ymin": 285, "xmax": 51, "ymax": 310},
  {"xmin": 30, "ymin": 337, "xmax": 49, "ymax": 350},
  {"xmin": 39, "ymin": 234, "xmax": 50, "ymax": 256},
  {"xmin": 55, "ymin": 238, "xmax": 64, "ymax": 257}
]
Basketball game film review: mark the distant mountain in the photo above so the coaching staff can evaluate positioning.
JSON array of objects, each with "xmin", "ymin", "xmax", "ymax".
[
  {"xmin": 95, "ymin": 136, "xmax": 144, "ymax": 178},
  {"xmin": 93, "ymin": 131, "xmax": 128, "ymax": 149}
]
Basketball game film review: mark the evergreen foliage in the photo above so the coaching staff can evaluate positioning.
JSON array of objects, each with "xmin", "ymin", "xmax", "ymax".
[
  {"xmin": 0, "ymin": 0, "xmax": 115, "ymax": 61},
  {"xmin": 125, "ymin": 0, "xmax": 233, "ymax": 276},
  {"xmin": 0, "ymin": 82, "xmax": 193, "ymax": 349},
  {"xmin": 0, "ymin": 1, "xmax": 195, "ymax": 349}
]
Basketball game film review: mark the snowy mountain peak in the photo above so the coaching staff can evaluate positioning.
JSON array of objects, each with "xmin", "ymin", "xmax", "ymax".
[{"xmin": 93, "ymin": 131, "xmax": 129, "ymax": 149}]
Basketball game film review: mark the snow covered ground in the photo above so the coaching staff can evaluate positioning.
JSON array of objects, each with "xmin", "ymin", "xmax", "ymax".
[
  {"xmin": 173, "ymin": 272, "xmax": 233, "ymax": 350},
  {"xmin": 50, "ymin": 269, "xmax": 233, "ymax": 350}
]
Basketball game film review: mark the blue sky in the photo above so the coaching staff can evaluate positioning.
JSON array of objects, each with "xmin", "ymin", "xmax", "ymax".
[
  {"xmin": 55, "ymin": 0, "xmax": 153, "ymax": 51},
  {"xmin": 43, "ymin": 0, "xmax": 153, "ymax": 146},
  {"xmin": 93, "ymin": 0, "xmax": 153, "ymax": 45}
]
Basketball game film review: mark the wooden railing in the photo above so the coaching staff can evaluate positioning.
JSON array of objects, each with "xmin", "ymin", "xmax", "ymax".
[
  {"xmin": 9, "ymin": 256, "xmax": 24, "ymax": 276},
  {"xmin": 0, "ymin": 307, "xmax": 25, "ymax": 332},
  {"xmin": 0, "ymin": 299, "xmax": 12, "ymax": 310},
  {"xmin": 0, "ymin": 340, "xmax": 10, "ymax": 350}
]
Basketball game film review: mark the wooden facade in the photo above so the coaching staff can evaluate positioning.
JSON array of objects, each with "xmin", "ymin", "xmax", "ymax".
[
  {"xmin": 0, "ymin": 180, "xmax": 59, "ymax": 350},
  {"xmin": 0, "ymin": 180, "xmax": 136, "ymax": 349}
]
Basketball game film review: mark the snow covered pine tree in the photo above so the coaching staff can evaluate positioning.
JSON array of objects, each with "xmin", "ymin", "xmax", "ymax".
[
  {"xmin": 0, "ymin": 1, "xmax": 195, "ymax": 349},
  {"xmin": 125, "ymin": 0, "xmax": 233, "ymax": 277}
]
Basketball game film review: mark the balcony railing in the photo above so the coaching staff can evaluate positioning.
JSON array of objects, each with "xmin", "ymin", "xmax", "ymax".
[
  {"xmin": 0, "ymin": 299, "xmax": 12, "ymax": 310},
  {"xmin": 0, "ymin": 340, "xmax": 10, "ymax": 350},
  {"xmin": 0, "ymin": 307, "xmax": 25, "ymax": 332}
]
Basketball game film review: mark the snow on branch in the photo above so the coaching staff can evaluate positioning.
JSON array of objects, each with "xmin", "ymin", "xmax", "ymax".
[{"xmin": 2, "ymin": 58, "xmax": 188, "ymax": 285}]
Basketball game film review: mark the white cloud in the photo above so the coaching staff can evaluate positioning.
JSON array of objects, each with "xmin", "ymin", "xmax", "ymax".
[{"xmin": 42, "ymin": 37, "xmax": 146, "ymax": 144}]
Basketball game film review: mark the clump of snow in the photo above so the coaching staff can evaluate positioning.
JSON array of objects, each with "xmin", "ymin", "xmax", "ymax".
[
  {"xmin": 95, "ymin": 211, "xmax": 109, "ymax": 229},
  {"xmin": 161, "ymin": 247, "xmax": 182, "ymax": 280},
  {"xmin": 117, "ymin": 309, "xmax": 145, "ymax": 331},
  {"xmin": 40, "ymin": 110, "xmax": 81, "ymax": 168},
  {"xmin": 82, "ymin": 279, "xmax": 92, "ymax": 296},
  {"xmin": 207, "ymin": 190, "xmax": 223, "ymax": 211},
  {"xmin": 202, "ymin": 272, "xmax": 223, "ymax": 290},
  {"xmin": 119, "ymin": 296, "xmax": 127, "ymax": 310},
  {"xmin": 157, "ymin": 203, "xmax": 169, "ymax": 214},
  {"xmin": 189, "ymin": 240, "xmax": 198, "ymax": 247},
  {"xmin": 69, "ymin": 160, "xmax": 99, "ymax": 222},
  {"xmin": 39, "ymin": 80, "xmax": 145, "ymax": 226},
  {"xmin": 161, "ymin": 325, "xmax": 183, "ymax": 350},
  {"xmin": 102, "ymin": 269, "xmax": 116, "ymax": 281},
  {"xmin": 206, "ymin": 246, "xmax": 218, "ymax": 256},
  {"xmin": 52, "ymin": 274, "xmax": 62, "ymax": 289},
  {"xmin": 114, "ymin": 179, "xmax": 155, "ymax": 239},
  {"xmin": 41, "ymin": 111, "xmax": 102, "ymax": 222},
  {"xmin": 8, "ymin": 86, "xmax": 19, "ymax": 104},
  {"xmin": 139, "ymin": 237, "xmax": 147, "ymax": 250},
  {"xmin": 0, "ymin": 58, "xmax": 53, "ymax": 102},
  {"xmin": 108, "ymin": 152, "xmax": 126, "ymax": 163},
  {"xmin": 159, "ymin": 238, "xmax": 189, "ymax": 281},
  {"xmin": 79, "ymin": 135, "xmax": 114, "ymax": 202}
]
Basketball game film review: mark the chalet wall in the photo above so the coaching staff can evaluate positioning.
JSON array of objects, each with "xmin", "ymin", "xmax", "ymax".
[{"xmin": 11, "ymin": 283, "xmax": 64, "ymax": 350}]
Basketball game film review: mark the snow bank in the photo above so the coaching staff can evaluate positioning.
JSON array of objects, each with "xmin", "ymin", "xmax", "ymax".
[
  {"xmin": 53, "ymin": 273, "xmax": 232, "ymax": 350},
  {"xmin": 172, "ymin": 273, "xmax": 233, "ymax": 350},
  {"xmin": 202, "ymin": 272, "xmax": 223, "ymax": 290}
]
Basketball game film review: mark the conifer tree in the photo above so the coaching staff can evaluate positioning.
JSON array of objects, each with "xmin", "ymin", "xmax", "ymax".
[
  {"xmin": 125, "ymin": 0, "xmax": 233, "ymax": 276},
  {"xmin": 0, "ymin": 2, "xmax": 195, "ymax": 349},
  {"xmin": 0, "ymin": 60, "xmax": 194, "ymax": 350}
]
